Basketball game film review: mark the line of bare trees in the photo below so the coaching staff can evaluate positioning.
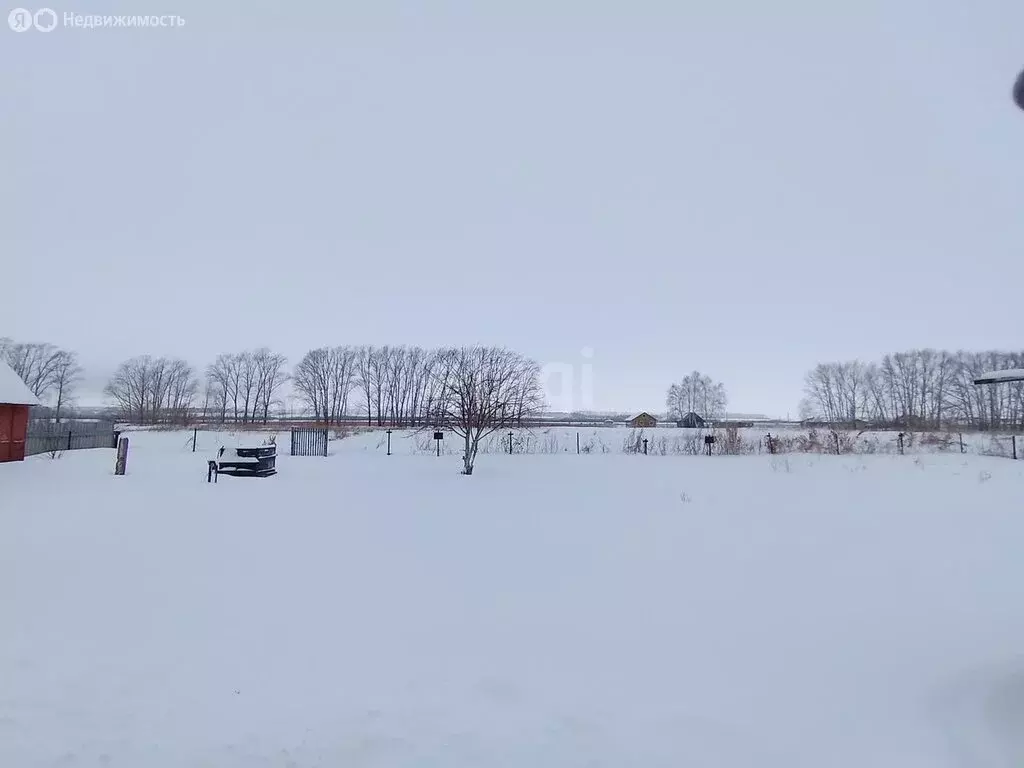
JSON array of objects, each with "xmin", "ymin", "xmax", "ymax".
[
  {"xmin": 801, "ymin": 350, "xmax": 1024, "ymax": 430},
  {"xmin": 104, "ymin": 348, "xmax": 289, "ymax": 425},
  {"xmin": 105, "ymin": 356, "xmax": 199, "ymax": 425},
  {"xmin": 205, "ymin": 349, "xmax": 289, "ymax": 424},
  {"xmin": 0, "ymin": 337, "xmax": 82, "ymax": 421},
  {"xmin": 292, "ymin": 345, "xmax": 468, "ymax": 427},
  {"xmin": 102, "ymin": 344, "xmax": 544, "ymax": 474},
  {"xmin": 102, "ymin": 344, "xmax": 545, "ymax": 435},
  {"xmin": 290, "ymin": 344, "xmax": 545, "ymax": 430}
]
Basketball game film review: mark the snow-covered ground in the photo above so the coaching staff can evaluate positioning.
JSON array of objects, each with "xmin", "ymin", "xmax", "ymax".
[{"xmin": 3, "ymin": 429, "xmax": 1024, "ymax": 766}]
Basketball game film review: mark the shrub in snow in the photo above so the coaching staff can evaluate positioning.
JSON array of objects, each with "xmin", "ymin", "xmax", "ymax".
[
  {"xmin": 718, "ymin": 426, "xmax": 756, "ymax": 455},
  {"xmin": 622, "ymin": 429, "xmax": 645, "ymax": 454},
  {"xmin": 918, "ymin": 432, "xmax": 954, "ymax": 452},
  {"xmin": 676, "ymin": 431, "xmax": 704, "ymax": 455},
  {"xmin": 540, "ymin": 433, "xmax": 560, "ymax": 454}
]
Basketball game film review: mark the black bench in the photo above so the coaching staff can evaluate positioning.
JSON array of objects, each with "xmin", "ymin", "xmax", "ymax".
[{"xmin": 208, "ymin": 445, "xmax": 277, "ymax": 482}]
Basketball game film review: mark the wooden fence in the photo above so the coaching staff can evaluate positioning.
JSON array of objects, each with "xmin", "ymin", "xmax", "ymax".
[{"xmin": 25, "ymin": 420, "xmax": 117, "ymax": 457}]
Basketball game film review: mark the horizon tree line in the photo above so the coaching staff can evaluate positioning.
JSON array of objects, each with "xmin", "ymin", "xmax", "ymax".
[
  {"xmin": 99, "ymin": 345, "xmax": 545, "ymax": 435},
  {"xmin": 10, "ymin": 338, "xmax": 1024, "ymax": 433},
  {"xmin": 800, "ymin": 349, "xmax": 1024, "ymax": 430}
]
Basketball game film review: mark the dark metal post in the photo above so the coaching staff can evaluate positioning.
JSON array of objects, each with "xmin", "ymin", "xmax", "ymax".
[
  {"xmin": 898, "ymin": 432, "xmax": 904, "ymax": 455},
  {"xmin": 1014, "ymin": 435, "xmax": 1018, "ymax": 460},
  {"xmin": 386, "ymin": 429, "xmax": 392, "ymax": 456},
  {"xmin": 642, "ymin": 438, "xmax": 648, "ymax": 455},
  {"xmin": 508, "ymin": 431, "xmax": 513, "ymax": 455},
  {"xmin": 959, "ymin": 433, "xmax": 965, "ymax": 454},
  {"xmin": 766, "ymin": 433, "xmax": 774, "ymax": 454},
  {"xmin": 67, "ymin": 429, "xmax": 73, "ymax": 451},
  {"xmin": 436, "ymin": 436, "xmax": 441, "ymax": 457},
  {"xmin": 834, "ymin": 431, "xmax": 841, "ymax": 455},
  {"xmin": 577, "ymin": 432, "xmax": 580, "ymax": 454},
  {"xmin": 323, "ymin": 429, "xmax": 329, "ymax": 457},
  {"xmin": 192, "ymin": 427, "xmax": 198, "ymax": 453}
]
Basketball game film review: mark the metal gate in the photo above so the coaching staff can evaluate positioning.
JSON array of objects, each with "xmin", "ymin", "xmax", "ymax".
[{"xmin": 290, "ymin": 428, "xmax": 328, "ymax": 457}]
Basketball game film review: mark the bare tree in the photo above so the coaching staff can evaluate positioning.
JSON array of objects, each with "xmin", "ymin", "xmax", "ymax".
[
  {"xmin": 52, "ymin": 351, "xmax": 82, "ymax": 422},
  {"xmin": 293, "ymin": 346, "xmax": 357, "ymax": 424},
  {"xmin": 329, "ymin": 346, "xmax": 358, "ymax": 422},
  {"xmin": 432, "ymin": 346, "xmax": 544, "ymax": 475},
  {"xmin": 253, "ymin": 348, "xmax": 288, "ymax": 423},
  {"xmin": 3, "ymin": 341, "xmax": 64, "ymax": 399},
  {"xmin": 666, "ymin": 371, "xmax": 727, "ymax": 422},
  {"xmin": 207, "ymin": 353, "xmax": 242, "ymax": 422},
  {"xmin": 105, "ymin": 355, "xmax": 197, "ymax": 424},
  {"xmin": 293, "ymin": 347, "xmax": 331, "ymax": 422},
  {"xmin": 199, "ymin": 376, "xmax": 223, "ymax": 422},
  {"xmin": 106, "ymin": 356, "xmax": 149, "ymax": 423}
]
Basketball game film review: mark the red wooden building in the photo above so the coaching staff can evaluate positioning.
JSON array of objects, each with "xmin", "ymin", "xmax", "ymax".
[{"xmin": 0, "ymin": 359, "xmax": 40, "ymax": 462}]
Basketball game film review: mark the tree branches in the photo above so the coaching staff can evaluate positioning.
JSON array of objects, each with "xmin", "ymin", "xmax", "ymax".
[
  {"xmin": 1, "ymin": 338, "xmax": 82, "ymax": 417},
  {"xmin": 666, "ymin": 371, "xmax": 727, "ymax": 422},
  {"xmin": 105, "ymin": 355, "xmax": 198, "ymax": 425}
]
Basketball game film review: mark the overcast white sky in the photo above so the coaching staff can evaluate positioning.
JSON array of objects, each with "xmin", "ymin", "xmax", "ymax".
[{"xmin": 3, "ymin": 0, "xmax": 1023, "ymax": 416}]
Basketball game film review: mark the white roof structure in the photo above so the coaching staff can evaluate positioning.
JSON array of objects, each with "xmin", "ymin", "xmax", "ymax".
[
  {"xmin": 0, "ymin": 359, "xmax": 40, "ymax": 406},
  {"xmin": 973, "ymin": 369, "xmax": 1024, "ymax": 385}
]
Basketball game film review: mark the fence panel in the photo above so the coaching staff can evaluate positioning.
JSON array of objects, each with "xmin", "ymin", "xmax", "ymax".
[
  {"xmin": 290, "ymin": 428, "xmax": 328, "ymax": 457},
  {"xmin": 25, "ymin": 420, "xmax": 117, "ymax": 457}
]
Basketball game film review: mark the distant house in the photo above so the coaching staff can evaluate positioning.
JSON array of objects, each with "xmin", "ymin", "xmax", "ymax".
[
  {"xmin": 676, "ymin": 412, "xmax": 707, "ymax": 429},
  {"xmin": 0, "ymin": 359, "xmax": 40, "ymax": 463},
  {"xmin": 627, "ymin": 412, "xmax": 658, "ymax": 428}
]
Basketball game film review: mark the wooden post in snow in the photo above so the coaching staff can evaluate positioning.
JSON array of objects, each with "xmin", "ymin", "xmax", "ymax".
[{"xmin": 114, "ymin": 437, "xmax": 129, "ymax": 476}]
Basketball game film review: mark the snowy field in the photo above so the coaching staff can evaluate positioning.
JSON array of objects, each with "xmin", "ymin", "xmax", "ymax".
[{"xmin": 3, "ymin": 430, "xmax": 1024, "ymax": 766}]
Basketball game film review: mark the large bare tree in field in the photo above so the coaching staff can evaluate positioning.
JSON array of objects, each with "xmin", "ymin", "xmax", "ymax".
[
  {"xmin": 433, "ymin": 346, "xmax": 544, "ymax": 475},
  {"xmin": 665, "ymin": 371, "xmax": 727, "ymax": 422}
]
